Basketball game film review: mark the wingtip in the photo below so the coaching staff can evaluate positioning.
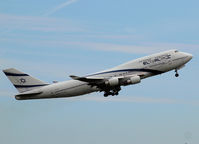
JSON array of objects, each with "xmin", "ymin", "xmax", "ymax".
[{"xmin": 69, "ymin": 75, "xmax": 79, "ymax": 80}]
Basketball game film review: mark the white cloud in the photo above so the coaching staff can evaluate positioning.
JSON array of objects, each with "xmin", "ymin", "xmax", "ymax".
[
  {"xmin": 69, "ymin": 41, "xmax": 199, "ymax": 54},
  {"xmin": 25, "ymin": 40, "xmax": 199, "ymax": 54},
  {"xmin": 0, "ymin": 13, "xmax": 198, "ymax": 55},
  {"xmin": 0, "ymin": 13, "xmax": 85, "ymax": 33},
  {"xmin": 43, "ymin": 0, "xmax": 78, "ymax": 16},
  {"xmin": 1, "ymin": 36, "xmax": 199, "ymax": 55}
]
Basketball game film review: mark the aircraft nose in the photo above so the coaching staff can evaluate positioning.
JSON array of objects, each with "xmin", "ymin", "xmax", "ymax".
[
  {"xmin": 186, "ymin": 53, "xmax": 193, "ymax": 60},
  {"xmin": 183, "ymin": 52, "xmax": 193, "ymax": 61}
]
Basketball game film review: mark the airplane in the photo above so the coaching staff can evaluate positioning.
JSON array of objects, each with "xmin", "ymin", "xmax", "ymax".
[{"xmin": 3, "ymin": 49, "xmax": 192, "ymax": 100}]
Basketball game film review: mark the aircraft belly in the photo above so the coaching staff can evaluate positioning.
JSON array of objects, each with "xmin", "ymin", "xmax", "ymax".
[
  {"xmin": 43, "ymin": 83, "xmax": 97, "ymax": 98},
  {"xmin": 60, "ymin": 84, "xmax": 96, "ymax": 97}
]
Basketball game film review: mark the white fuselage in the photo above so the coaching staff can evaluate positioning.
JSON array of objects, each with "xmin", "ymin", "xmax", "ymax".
[{"xmin": 16, "ymin": 50, "xmax": 192, "ymax": 100}]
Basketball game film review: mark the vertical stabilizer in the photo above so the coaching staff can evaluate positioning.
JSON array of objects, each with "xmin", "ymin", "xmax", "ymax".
[{"xmin": 3, "ymin": 68, "xmax": 48, "ymax": 93}]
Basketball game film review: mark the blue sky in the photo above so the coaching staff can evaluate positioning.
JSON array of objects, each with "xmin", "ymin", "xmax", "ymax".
[{"xmin": 0, "ymin": 0, "xmax": 199, "ymax": 144}]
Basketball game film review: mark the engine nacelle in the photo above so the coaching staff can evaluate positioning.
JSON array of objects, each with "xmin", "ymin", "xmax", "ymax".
[
  {"xmin": 126, "ymin": 76, "xmax": 141, "ymax": 85},
  {"xmin": 105, "ymin": 77, "xmax": 119, "ymax": 86}
]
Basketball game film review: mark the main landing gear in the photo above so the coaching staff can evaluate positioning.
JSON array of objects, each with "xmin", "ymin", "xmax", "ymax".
[
  {"xmin": 103, "ymin": 87, "xmax": 121, "ymax": 97},
  {"xmin": 175, "ymin": 69, "xmax": 179, "ymax": 77},
  {"xmin": 104, "ymin": 91, "xmax": 119, "ymax": 97}
]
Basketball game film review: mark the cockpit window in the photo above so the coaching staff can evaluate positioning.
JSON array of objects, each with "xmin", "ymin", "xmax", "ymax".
[{"xmin": 174, "ymin": 50, "xmax": 179, "ymax": 53}]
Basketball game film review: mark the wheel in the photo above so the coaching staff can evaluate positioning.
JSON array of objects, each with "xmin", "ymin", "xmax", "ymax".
[
  {"xmin": 104, "ymin": 93, "xmax": 108, "ymax": 97},
  {"xmin": 175, "ymin": 73, "xmax": 179, "ymax": 77}
]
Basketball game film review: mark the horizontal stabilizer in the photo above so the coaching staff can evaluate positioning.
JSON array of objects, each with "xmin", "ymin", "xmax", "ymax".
[
  {"xmin": 15, "ymin": 91, "xmax": 43, "ymax": 100},
  {"xmin": 16, "ymin": 91, "xmax": 42, "ymax": 96}
]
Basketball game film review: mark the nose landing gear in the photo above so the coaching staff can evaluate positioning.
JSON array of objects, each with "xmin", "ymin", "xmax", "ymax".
[{"xmin": 175, "ymin": 69, "xmax": 179, "ymax": 77}]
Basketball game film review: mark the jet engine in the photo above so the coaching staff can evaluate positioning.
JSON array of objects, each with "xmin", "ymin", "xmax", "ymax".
[
  {"xmin": 126, "ymin": 76, "xmax": 141, "ymax": 85},
  {"xmin": 105, "ymin": 77, "xmax": 119, "ymax": 86}
]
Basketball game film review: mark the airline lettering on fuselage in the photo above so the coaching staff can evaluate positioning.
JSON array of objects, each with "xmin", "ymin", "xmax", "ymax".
[{"xmin": 141, "ymin": 54, "xmax": 171, "ymax": 65}]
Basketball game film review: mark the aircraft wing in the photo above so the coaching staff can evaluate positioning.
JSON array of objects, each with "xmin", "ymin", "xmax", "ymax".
[
  {"xmin": 70, "ymin": 75, "xmax": 105, "ymax": 83},
  {"xmin": 70, "ymin": 72, "xmax": 145, "ymax": 84},
  {"xmin": 70, "ymin": 74, "xmax": 142, "ymax": 96}
]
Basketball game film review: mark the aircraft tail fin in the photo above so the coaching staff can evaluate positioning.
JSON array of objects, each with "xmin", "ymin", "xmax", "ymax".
[{"xmin": 3, "ymin": 68, "xmax": 48, "ymax": 93}]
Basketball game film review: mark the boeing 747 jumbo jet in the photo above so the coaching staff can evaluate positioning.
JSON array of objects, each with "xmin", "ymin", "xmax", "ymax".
[{"xmin": 3, "ymin": 50, "xmax": 192, "ymax": 100}]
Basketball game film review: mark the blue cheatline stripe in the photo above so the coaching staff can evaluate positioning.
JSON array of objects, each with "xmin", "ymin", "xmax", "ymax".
[
  {"xmin": 14, "ymin": 84, "xmax": 48, "ymax": 88},
  {"xmin": 87, "ymin": 68, "xmax": 163, "ymax": 77},
  {"xmin": 4, "ymin": 72, "xmax": 29, "ymax": 76}
]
